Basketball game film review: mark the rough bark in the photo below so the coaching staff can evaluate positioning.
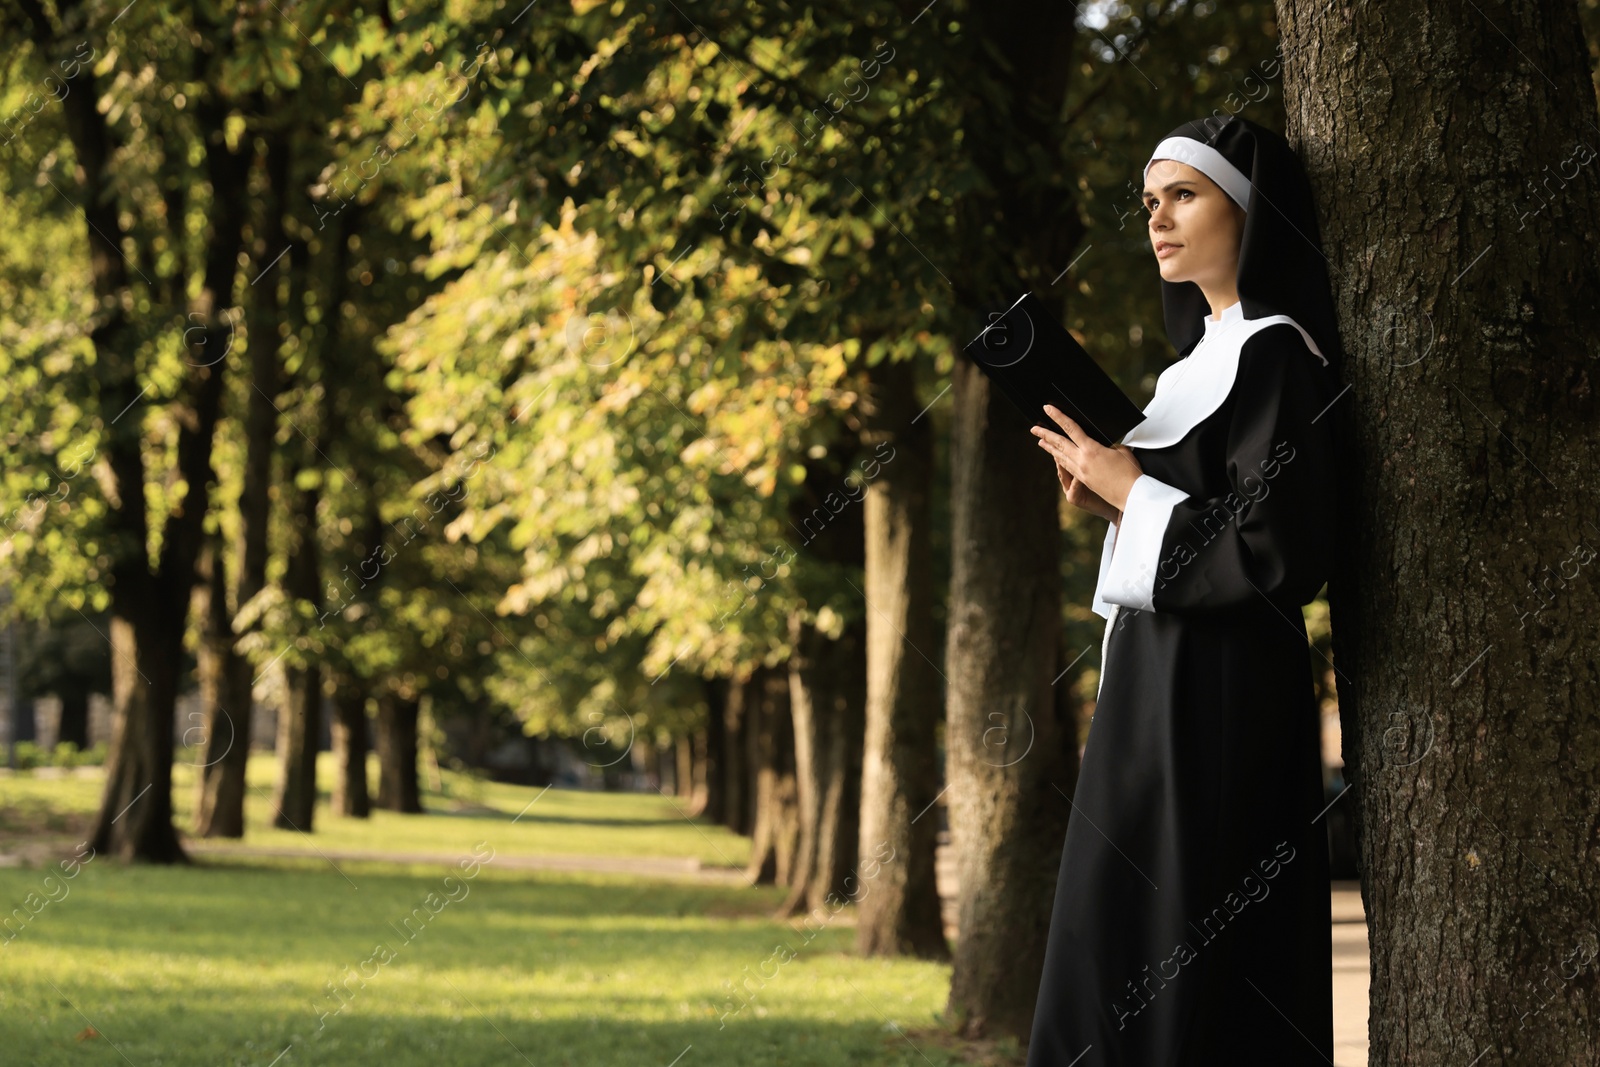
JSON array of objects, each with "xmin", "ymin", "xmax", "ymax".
[
  {"xmin": 855, "ymin": 356, "xmax": 948, "ymax": 959},
  {"xmin": 375, "ymin": 690, "xmax": 423, "ymax": 814},
  {"xmin": 943, "ymin": 352, "xmax": 1079, "ymax": 1040},
  {"xmin": 1277, "ymin": 2, "xmax": 1600, "ymax": 1062}
]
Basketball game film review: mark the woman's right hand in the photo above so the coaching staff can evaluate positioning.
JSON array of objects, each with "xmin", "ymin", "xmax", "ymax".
[{"xmin": 1050, "ymin": 455, "xmax": 1122, "ymax": 524}]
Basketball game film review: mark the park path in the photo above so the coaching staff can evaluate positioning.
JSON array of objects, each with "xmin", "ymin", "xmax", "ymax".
[{"xmin": 183, "ymin": 842, "xmax": 751, "ymax": 883}]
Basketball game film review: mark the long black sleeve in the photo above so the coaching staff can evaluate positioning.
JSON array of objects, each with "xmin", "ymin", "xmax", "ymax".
[{"xmin": 1099, "ymin": 324, "xmax": 1339, "ymax": 617}]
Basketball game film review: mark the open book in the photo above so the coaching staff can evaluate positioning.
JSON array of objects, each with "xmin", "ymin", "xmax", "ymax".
[{"xmin": 963, "ymin": 291, "xmax": 1145, "ymax": 447}]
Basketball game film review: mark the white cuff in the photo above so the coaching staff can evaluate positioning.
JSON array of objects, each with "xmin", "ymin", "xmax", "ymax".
[
  {"xmin": 1090, "ymin": 520, "xmax": 1120, "ymax": 620},
  {"xmin": 1098, "ymin": 474, "xmax": 1191, "ymax": 612}
]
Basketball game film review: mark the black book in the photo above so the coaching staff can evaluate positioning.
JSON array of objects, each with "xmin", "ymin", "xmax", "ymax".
[{"xmin": 962, "ymin": 291, "xmax": 1145, "ymax": 447}]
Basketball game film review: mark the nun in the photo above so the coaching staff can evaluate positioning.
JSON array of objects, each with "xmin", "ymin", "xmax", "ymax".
[{"xmin": 1025, "ymin": 114, "xmax": 1344, "ymax": 1066}]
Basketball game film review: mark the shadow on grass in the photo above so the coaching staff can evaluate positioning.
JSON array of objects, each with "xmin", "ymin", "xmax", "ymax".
[
  {"xmin": 0, "ymin": 857, "xmax": 995, "ymax": 1066},
  {"xmin": 5, "ymin": 1005, "xmax": 994, "ymax": 1066}
]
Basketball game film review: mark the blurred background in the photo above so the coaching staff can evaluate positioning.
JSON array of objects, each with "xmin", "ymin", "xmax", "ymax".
[{"xmin": 5, "ymin": 2, "xmax": 1595, "ymax": 1064}]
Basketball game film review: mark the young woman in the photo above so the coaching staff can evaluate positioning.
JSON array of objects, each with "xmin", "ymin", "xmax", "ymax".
[{"xmin": 1025, "ymin": 115, "xmax": 1344, "ymax": 1066}]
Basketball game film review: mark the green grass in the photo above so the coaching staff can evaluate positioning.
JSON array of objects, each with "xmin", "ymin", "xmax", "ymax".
[
  {"xmin": 2, "ymin": 751, "xmax": 753, "ymax": 867},
  {"xmin": 0, "ymin": 758, "xmax": 1002, "ymax": 1066}
]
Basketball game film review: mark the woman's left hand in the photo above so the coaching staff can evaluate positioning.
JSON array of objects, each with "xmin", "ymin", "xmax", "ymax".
[{"xmin": 1031, "ymin": 405, "xmax": 1144, "ymax": 512}]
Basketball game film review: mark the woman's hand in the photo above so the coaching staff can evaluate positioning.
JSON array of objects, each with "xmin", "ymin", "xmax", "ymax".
[
  {"xmin": 1032, "ymin": 405, "xmax": 1143, "ymax": 521},
  {"xmin": 1048, "ymin": 459, "xmax": 1123, "ymax": 523}
]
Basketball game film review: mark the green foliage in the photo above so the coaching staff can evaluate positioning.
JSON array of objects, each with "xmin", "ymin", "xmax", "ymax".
[
  {"xmin": 8, "ymin": 740, "xmax": 46, "ymax": 771},
  {"xmin": 2, "ymin": 741, "xmax": 107, "ymax": 773},
  {"xmin": 0, "ymin": 0, "xmax": 1297, "ymax": 761}
]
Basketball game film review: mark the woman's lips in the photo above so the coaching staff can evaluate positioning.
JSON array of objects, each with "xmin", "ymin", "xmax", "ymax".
[{"xmin": 1156, "ymin": 243, "xmax": 1182, "ymax": 259}]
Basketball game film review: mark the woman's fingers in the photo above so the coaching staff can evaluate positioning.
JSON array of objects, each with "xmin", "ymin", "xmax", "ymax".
[
  {"xmin": 1030, "ymin": 423, "xmax": 1071, "ymax": 452},
  {"xmin": 1037, "ymin": 436, "xmax": 1070, "ymax": 473},
  {"xmin": 1042, "ymin": 405, "xmax": 1083, "ymax": 442}
]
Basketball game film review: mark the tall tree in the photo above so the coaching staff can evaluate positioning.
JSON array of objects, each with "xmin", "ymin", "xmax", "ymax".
[
  {"xmin": 1280, "ymin": 0, "xmax": 1600, "ymax": 1061},
  {"xmin": 16, "ymin": 614, "xmax": 111, "ymax": 750},
  {"xmin": 7, "ymin": 0, "xmax": 254, "ymax": 862},
  {"xmin": 936, "ymin": 0, "xmax": 1086, "ymax": 1036},
  {"xmin": 194, "ymin": 127, "xmax": 291, "ymax": 838},
  {"xmin": 779, "ymin": 448, "xmax": 868, "ymax": 917},
  {"xmin": 854, "ymin": 356, "xmax": 948, "ymax": 959}
]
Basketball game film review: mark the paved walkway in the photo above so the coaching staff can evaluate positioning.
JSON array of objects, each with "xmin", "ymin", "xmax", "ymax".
[{"xmin": 1330, "ymin": 881, "xmax": 1370, "ymax": 1067}]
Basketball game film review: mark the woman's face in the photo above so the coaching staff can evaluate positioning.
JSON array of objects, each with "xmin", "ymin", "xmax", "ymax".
[{"xmin": 1142, "ymin": 160, "xmax": 1245, "ymax": 292}]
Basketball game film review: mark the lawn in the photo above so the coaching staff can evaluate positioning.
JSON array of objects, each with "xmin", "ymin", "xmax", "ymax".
[
  {"xmin": 0, "ymin": 757, "xmax": 1005, "ymax": 1066},
  {"xmin": 1, "ymin": 750, "xmax": 755, "ymax": 868}
]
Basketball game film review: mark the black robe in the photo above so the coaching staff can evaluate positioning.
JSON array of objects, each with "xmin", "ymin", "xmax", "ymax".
[{"xmin": 1027, "ymin": 302, "xmax": 1338, "ymax": 1066}]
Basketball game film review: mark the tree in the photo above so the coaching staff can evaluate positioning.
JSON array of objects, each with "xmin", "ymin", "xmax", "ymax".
[
  {"xmin": 1280, "ymin": 0, "xmax": 1600, "ymax": 1061},
  {"xmin": 854, "ymin": 355, "xmax": 948, "ymax": 959},
  {"xmin": 16, "ymin": 614, "xmax": 111, "ymax": 750},
  {"xmin": 5, "ymin": 0, "xmax": 259, "ymax": 862}
]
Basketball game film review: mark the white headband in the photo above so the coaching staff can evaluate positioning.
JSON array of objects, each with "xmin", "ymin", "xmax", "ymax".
[{"xmin": 1144, "ymin": 136, "xmax": 1251, "ymax": 213}]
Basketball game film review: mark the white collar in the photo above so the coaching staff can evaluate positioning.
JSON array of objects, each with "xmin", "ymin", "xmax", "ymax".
[
  {"xmin": 1203, "ymin": 299, "xmax": 1246, "ymax": 334},
  {"xmin": 1119, "ymin": 308, "xmax": 1327, "ymax": 450}
]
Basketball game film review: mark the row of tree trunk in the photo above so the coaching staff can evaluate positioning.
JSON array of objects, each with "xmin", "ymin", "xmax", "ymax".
[{"xmin": 645, "ymin": 351, "xmax": 1091, "ymax": 1049}]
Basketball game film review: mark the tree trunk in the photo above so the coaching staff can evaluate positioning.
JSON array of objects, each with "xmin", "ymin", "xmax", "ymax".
[
  {"xmin": 273, "ymin": 662, "xmax": 320, "ymax": 830},
  {"xmin": 195, "ymin": 131, "xmax": 288, "ymax": 838},
  {"xmin": 781, "ymin": 610, "xmax": 822, "ymax": 914},
  {"xmin": 779, "ymin": 606, "xmax": 868, "ymax": 919},
  {"xmin": 741, "ymin": 671, "xmax": 763, "ymax": 833},
  {"xmin": 1278, "ymin": 2, "xmax": 1600, "ymax": 1062},
  {"xmin": 375, "ymin": 690, "xmax": 423, "ymax": 814},
  {"xmin": 721, "ymin": 673, "xmax": 752, "ymax": 835},
  {"xmin": 943, "ymin": 352, "xmax": 1078, "ymax": 1040},
  {"xmin": 193, "ymin": 534, "xmax": 250, "ymax": 838},
  {"xmin": 67, "ymin": 50, "xmax": 249, "ymax": 861},
  {"xmin": 780, "ymin": 446, "xmax": 870, "ymax": 917},
  {"xmin": 56, "ymin": 688, "xmax": 90, "ymax": 750},
  {"xmin": 855, "ymin": 356, "xmax": 948, "ymax": 959},
  {"xmin": 688, "ymin": 726, "xmax": 711, "ymax": 817},
  {"xmin": 744, "ymin": 665, "xmax": 801, "ymax": 886},
  {"xmin": 701, "ymin": 677, "xmax": 728, "ymax": 824},
  {"xmin": 271, "ymin": 474, "xmax": 322, "ymax": 831},
  {"xmin": 815, "ymin": 611, "xmax": 867, "ymax": 912},
  {"xmin": 674, "ymin": 733, "xmax": 693, "ymax": 799},
  {"xmin": 330, "ymin": 674, "xmax": 370, "ymax": 818},
  {"xmin": 91, "ymin": 613, "xmax": 187, "ymax": 862}
]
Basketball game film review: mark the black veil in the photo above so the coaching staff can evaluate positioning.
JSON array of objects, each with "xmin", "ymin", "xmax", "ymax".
[{"xmin": 1146, "ymin": 114, "xmax": 1345, "ymax": 374}]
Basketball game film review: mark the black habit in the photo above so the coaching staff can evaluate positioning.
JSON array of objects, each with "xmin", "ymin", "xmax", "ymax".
[{"xmin": 1026, "ymin": 115, "xmax": 1346, "ymax": 1067}]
